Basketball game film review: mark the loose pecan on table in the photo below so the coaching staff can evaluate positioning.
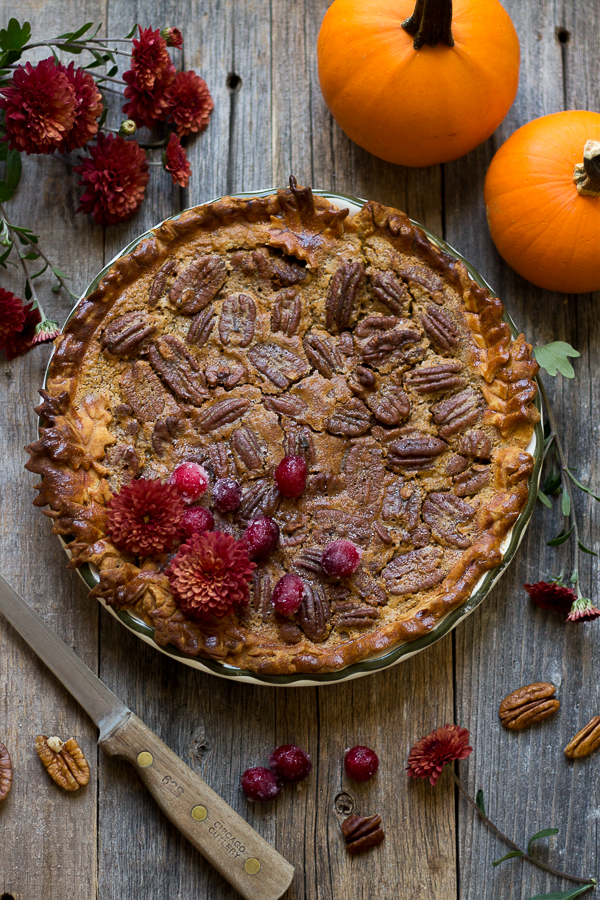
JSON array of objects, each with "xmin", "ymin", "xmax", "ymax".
[
  {"xmin": 326, "ymin": 260, "xmax": 365, "ymax": 332},
  {"xmin": 498, "ymin": 683, "xmax": 560, "ymax": 731},
  {"xmin": 0, "ymin": 741, "xmax": 12, "ymax": 801},
  {"xmin": 564, "ymin": 717, "xmax": 600, "ymax": 759},
  {"xmin": 35, "ymin": 735, "xmax": 90, "ymax": 791},
  {"xmin": 341, "ymin": 814, "xmax": 385, "ymax": 855},
  {"xmin": 169, "ymin": 255, "xmax": 227, "ymax": 315},
  {"xmin": 100, "ymin": 311, "xmax": 158, "ymax": 358}
]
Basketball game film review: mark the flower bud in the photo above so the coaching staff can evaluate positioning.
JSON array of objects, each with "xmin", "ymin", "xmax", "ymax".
[
  {"xmin": 161, "ymin": 27, "xmax": 183, "ymax": 48},
  {"xmin": 118, "ymin": 119, "xmax": 137, "ymax": 137}
]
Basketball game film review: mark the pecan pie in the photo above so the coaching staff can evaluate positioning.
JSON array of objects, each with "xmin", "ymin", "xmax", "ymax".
[{"xmin": 26, "ymin": 180, "xmax": 539, "ymax": 675}]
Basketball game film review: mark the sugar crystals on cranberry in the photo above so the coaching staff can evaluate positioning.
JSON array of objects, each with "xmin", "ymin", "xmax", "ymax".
[
  {"xmin": 344, "ymin": 745, "xmax": 379, "ymax": 782},
  {"xmin": 321, "ymin": 540, "xmax": 361, "ymax": 577},
  {"xmin": 275, "ymin": 454, "xmax": 308, "ymax": 498},
  {"xmin": 169, "ymin": 462, "xmax": 209, "ymax": 504},
  {"xmin": 269, "ymin": 744, "xmax": 312, "ymax": 782},
  {"xmin": 272, "ymin": 574, "xmax": 305, "ymax": 615},
  {"xmin": 244, "ymin": 516, "xmax": 280, "ymax": 560},
  {"xmin": 212, "ymin": 477, "xmax": 242, "ymax": 512},
  {"xmin": 180, "ymin": 506, "xmax": 215, "ymax": 538},
  {"xmin": 241, "ymin": 766, "xmax": 282, "ymax": 801}
]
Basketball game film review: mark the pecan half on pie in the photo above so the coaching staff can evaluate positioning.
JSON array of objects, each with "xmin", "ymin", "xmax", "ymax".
[{"xmin": 26, "ymin": 180, "xmax": 539, "ymax": 675}]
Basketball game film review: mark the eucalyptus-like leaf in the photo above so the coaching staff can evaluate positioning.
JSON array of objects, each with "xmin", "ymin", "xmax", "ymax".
[
  {"xmin": 525, "ymin": 886, "xmax": 595, "ymax": 900},
  {"xmin": 547, "ymin": 525, "xmax": 574, "ymax": 547},
  {"xmin": 124, "ymin": 23, "xmax": 139, "ymax": 38},
  {"xmin": 527, "ymin": 827, "xmax": 559, "ymax": 855},
  {"xmin": 475, "ymin": 789, "xmax": 485, "ymax": 816},
  {"xmin": 492, "ymin": 850, "xmax": 524, "ymax": 867},
  {"xmin": 30, "ymin": 262, "xmax": 49, "ymax": 279},
  {"xmin": 561, "ymin": 491, "xmax": 571, "ymax": 517},
  {"xmin": 538, "ymin": 489, "xmax": 552, "ymax": 509},
  {"xmin": 534, "ymin": 342, "xmax": 580, "ymax": 378},
  {"xmin": 578, "ymin": 540, "xmax": 597, "ymax": 557},
  {"xmin": 51, "ymin": 266, "xmax": 70, "ymax": 280}
]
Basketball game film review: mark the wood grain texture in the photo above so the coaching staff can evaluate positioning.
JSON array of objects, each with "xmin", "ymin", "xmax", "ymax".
[{"xmin": 1, "ymin": 0, "xmax": 599, "ymax": 898}]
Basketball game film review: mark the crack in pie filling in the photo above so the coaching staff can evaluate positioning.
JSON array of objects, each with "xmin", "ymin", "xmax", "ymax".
[{"xmin": 26, "ymin": 180, "xmax": 540, "ymax": 675}]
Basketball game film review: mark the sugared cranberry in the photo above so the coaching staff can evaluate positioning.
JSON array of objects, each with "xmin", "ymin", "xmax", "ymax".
[
  {"xmin": 321, "ymin": 540, "xmax": 361, "ymax": 577},
  {"xmin": 180, "ymin": 506, "xmax": 214, "ymax": 538},
  {"xmin": 169, "ymin": 462, "xmax": 209, "ymax": 504},
  {"xmin": 241, "ymin": 766, "xmax": 282, "ymax": 801},
  {"xmin": 244, "ymin": 516, "xmax": 280, "ymax": 560},
  {"xmin": 272, "ymin": 574, "xmax": 305, "ymax": 615},
  {"xmin": 269, "ymin": 745, "xmax": 312, "ymax": 782},
  {"xmin": 212, "ymin": 477, "xmax": 242, "ymax": 513},
  {"xmin": 344, "ymin": 746, "xmax": 379, "ymax": 783},
  {"xmin": 275, "ymin": 455, "xmax": 307, "ymax": 498}
]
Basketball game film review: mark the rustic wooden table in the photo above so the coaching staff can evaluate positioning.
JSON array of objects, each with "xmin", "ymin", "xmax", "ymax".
[{"xmin": 1, "ymin": 1, "xmax": 599, "ymax": 898}]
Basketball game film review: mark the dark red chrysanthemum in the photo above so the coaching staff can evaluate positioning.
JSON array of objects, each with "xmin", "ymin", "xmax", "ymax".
[
  {"xmin": 74, "ymin": 133, "xmax": 150, "ymax": 225},
  {"xmin": 168, "ymin": 531, "xmax": 255, "ymax": 619},
  {"xmin": 130, "ymin": 26, "xmax": 173, "ymax": 91},
  {"xmin": 0, "ymin": 58, "xmax": 77, "ymax": 154},
  {"xmin": 58, "ymin": 62, "xmax": 103, "ymax": 152},
  {"xmin": 163, "ymin": 133, "xmax": 191, "ymax": 187},
  {"xmin": 162, "ymin": 27, "xmax": 183, "ymax": 48},
  {"xmin": 0, "ymin": 289, "xmax": 26, "ymax": 347},
  {"xmin": 1, "ymin": 302, "xmax": 42, "ymax": 359},
  {"xmin": 524, "ymin": 580, "xmax": 577, "ymax": 614},
  {"xmin": 567, "ymin": 597, "xmax": 600, "ymax": 622},
  {"xmin": 166, "ymin": 70, "xmax": 214, "ymax": 137},
  {"xmin": 107, "ymin": 478, "xmax": 185, "ymax": 556},
  {"xmin": 121, "ymin": 65, "xmax": 176, "ymax": 129},
  {"xmin": 406, "ymin": 724, "xmax": 473, "ymax": 786}
]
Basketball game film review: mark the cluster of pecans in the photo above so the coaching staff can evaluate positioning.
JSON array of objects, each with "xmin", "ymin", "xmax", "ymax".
[
  {"xmin": 0, "ymin": 735, "xmax": 89, "ymax": 802},
  {"xmin": 499, "ymin": 681, "xmax": 600, "ymax": 759}
]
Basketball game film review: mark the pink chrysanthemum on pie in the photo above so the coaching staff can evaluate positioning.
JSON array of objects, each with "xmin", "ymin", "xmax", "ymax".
[
  {"xmin": 163, "ymin": 133, "xmax": 191, "ymax": 187},
  {"xmin": 168, "ymin": 531, "xmax": 255, "ymax": 620},
  {"xmin": 406, "ymin": 724, "xmax": 473, "ymax": 786},
  {"xmin": 74, "ymin": 133, "xmax": 150, "ymax": 225},
  {"xmin": 0, "ymin": 289, "xmax": 26, "ymax": 348},
  {"xmin": 166, "ymin": 70, "xmax": 214, "ymax": 136},
  {"xmin": 524, "ymin": 580, "xmax": 577, "ymax": 614},
  {"xmin": 58, "ymin": 62, "xmax": 104, "ymax": 152},
  {"xmin": 0, "ymin": 58, "xmax": 77, "ymax": 154},
  {"xmin": 1, "ymin": 302, "xmax": 41, "ymax": 360},
  {"xmin": 130, "ymin": 26, "xmax": 173, "ymax": 91},
  {"xmin": 107, "ymin": 478, "xmax": 185, "ymax": 556}
]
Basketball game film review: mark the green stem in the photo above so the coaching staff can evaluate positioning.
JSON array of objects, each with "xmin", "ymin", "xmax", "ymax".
[
  {"xmin": 401, "ymin": 0, "xmax": 454, "ymax": 50},
  {"xmin": 21, "ymin": 39, "xmax": 130, "ymax": 57},
  {"xmin": 0, "ymin": 203, "xmax": 74, "ymax": 299}
]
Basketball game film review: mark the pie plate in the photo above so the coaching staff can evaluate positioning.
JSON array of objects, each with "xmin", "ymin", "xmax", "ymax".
[{"xmin": 42, "ymin": 189, "xmax": 543, "ymax": 687}]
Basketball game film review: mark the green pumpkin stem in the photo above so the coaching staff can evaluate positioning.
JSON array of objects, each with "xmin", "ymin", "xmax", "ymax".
[
  {"xmin": 402, "ymin": 0, "xmax": 454, "ymax": 50},
  {"xmin": 573, "ymin": 140, "xmax": 600, "ymax": 197}
]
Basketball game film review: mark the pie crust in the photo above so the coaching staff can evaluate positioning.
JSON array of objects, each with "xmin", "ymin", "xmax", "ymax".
[{"xmin": 26, "ymin": 180, "xmax": 540, "ymax": 675}]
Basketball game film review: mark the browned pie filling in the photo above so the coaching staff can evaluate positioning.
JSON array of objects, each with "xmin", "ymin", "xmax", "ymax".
[{"xmin": 26, "ymin": 180, "xmax": 539, "ymax": 675}]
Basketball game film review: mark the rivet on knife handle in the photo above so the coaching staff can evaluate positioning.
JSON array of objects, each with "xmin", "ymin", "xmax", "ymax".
[{"xmin": 101, "ymin": 712, "xmax": 294, "ymax": 900}]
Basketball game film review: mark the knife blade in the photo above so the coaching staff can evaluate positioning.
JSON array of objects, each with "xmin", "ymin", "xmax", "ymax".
[{"xmin": 0, "ymin": 573, "xmax": 294, "ymax": 900}]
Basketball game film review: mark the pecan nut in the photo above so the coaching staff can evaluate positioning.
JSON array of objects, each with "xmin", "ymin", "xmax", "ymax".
[
  {"xmin": 293, "ymin": 546, "xmax": 324, "ymax": 576},
  {"xmin": 453, "ymin": 464, "xmax": 491, "ymax": 497},
  {"xmin": 355, "ymin": 315, "xmax": 400, "ymax": 338},
  {"xmin": 564, "ymin": 716, "xmax": 600, "ymax": 759},
  {"xmin": 248, "ymin": 342, "xmax": 310, "ymax": 388},
  {"xmin": 386, "ymin": 433, "xmax": 447, "ymax": 472},
  {"xmin": 336, "ymin": 606, "xmax": 380, "ymax": 628},
  {"xmin": 325, "ymin": 398, "xmax": 371, "ymax": 437},
  {"xmin": 422, "ymin": 492, "xmax": 475, "ymax": 549},
  {"xmin": 395, "ymin": 263, "xmax": 443, "ymax": 293},
  {"xmin": 297, "ymin": 582, "xmax": 331, "ymax": 642},
  {"xmin": 204, "ymin": 361, "xmax": 244, "ymax": 389},
  {"xmin": 499, "ymin": 683, "xmax": 560, "ymax": 731},
  {"xmin": 187, "ymin": 306, "xmax": 216, "ymax": 347},
  {"xmin": 219, "ymin": 292, "xmax": 256, "ymax": 347},
  {"xmin": 147, "ymin": 335, "xmax": 208, "ymax": 405},
  {"xmin": 35, "ymin": 735, "xmax": 90, "ymax": 791},
  {"xmin": 237, "ymin": 477, "xmax": 281, "ymax": 520},
  {"xmin": 326, "ymin": 260, "xmax": 365, "ymax": 332},
  {"xmin": 169, "ymin": 255, "xmax": 227, "ymax": 315},
  {"xmin": 0, "ymin": 741, "xmax": 12, "ymax": 802},
  {"xmin": 271, "ymin": 288, "xmax": 302, "ymax": 336},
  {"xmin": 100, "ymin": 311, "xmax": 158, "ymax": 358},
  {"xmin": 263, "ymin": 394, "xmax": 308, "ymax": 418},
  {"xmin": 382, "ymin": 546, "xmax": 444, "ymax": 596},
  {"xmin": 431, "ymin": 389, "xmax": 482, "ymax": 438},
  {"xmin": 366, "ymin": 389, "xmax": 411, "ymax": 426},
  {"xmin": 248, "ymin": 248, "xmax": 306, "ymax": 286},
  {"xmin": 405, "ymin": 361, "xmax": 465, "ymax": 393},
  {"xmin": 370, "ymin": 271, "xmax": 411, "ymax": 315},
  {"xmin": 341, "ymin": 814, "xmax": 385, "ymax": 855},
  {"xmin": 458, "ymin": 430, "xmax": 492, "ymax": 460},
  {"xmin": 361, "ymin": 329, "xmax": 421, "ymax": 366},
  {"xmin": 303, "ymin": 332, "xmax": 342, "ymax": 378},
  {"xmin": 420, "ymin": 304, "xmax": 460, "ymax": 351},
  {"xmin": 148, "ymin": 259, "xmax": 176, "ymax": 307},
  {"xmin": 198, "ymin": 397, "xmax": 250, "ymax": 432},
  {"xmin": 252, "ymin": 572, "xmax": 273, "ymax": 622},
  {"xmin": 232, "ymin": 426, "xmax": 263, "ymax": 470}
]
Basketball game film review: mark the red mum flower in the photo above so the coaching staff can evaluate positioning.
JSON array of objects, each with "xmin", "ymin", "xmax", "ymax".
[
  {"xmin": 121, "ymin": 65, "xmax": 176, "ymax": 129},
  {"xmin": 163, "ymin": 133, "xmax": 191, "ymax": 187},
  {"xmin": 0, "ymin": 58, "xmax": 77, "ymax": 155},
  {"xmin": 162, "ymin": 27, "xmax": 183, "ymax": 48},
  {"xmin": 0, "ymin": 289, "xmax": 26, "ymax": 348},
  {"xmin": 1, "ymin": 302, "xmax": 41, "ymax": 360},
  {"xmin": 107, "ymin": 478, "xmax": 185, "ymax": 556},
  {"xmin": 524, "ymin": 580, "xmax": 577, "ymax": 614},
  {"xmin": 74, "ymin": 133, "xmax": 150, "ymax": 225},
  {"xmin": 166, "ymin": 70, "xmax": 214, "ymax": 137},
  {"xmin": 58, "ymin": 62, "xmax": 103, "ymax": 152},
  {"xmin": 168, "ymin": 531, "xmax": 255, "ymax": 619},
  {"xmin": 567, "ymin": 597, "xmax": 600, "ymax": 622},
  {"xmin": 406, "ymin": 724, "xmax": 473, "ymax": 786},
  {"xmin": 130, "ymin": 26, "xmax": 173, "ymax": 91}
]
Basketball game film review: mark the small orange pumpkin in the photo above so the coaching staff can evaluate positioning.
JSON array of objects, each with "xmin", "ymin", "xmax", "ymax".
[
  {"xmin": 484, "ymin": 111, "xmax": 600, "ymax": 294},
  {"xmin": 317, "ymin": 0, "xmax": 520, "ymax": 168}
]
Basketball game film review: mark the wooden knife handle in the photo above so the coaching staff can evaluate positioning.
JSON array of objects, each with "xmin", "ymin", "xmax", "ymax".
[{"xmin": 100, "ymin": 713, "xmax": 294, "ymax": 900}]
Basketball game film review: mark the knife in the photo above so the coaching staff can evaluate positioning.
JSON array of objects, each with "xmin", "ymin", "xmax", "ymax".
[{"xmin": 0, "ymin": 573, "xmax": 294, "ymax": 900}]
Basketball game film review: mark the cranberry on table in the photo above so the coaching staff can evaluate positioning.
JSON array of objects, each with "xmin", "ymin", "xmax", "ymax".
[
  {"xmin": 269, "ymin": 744, "xmax": 312, "ymax": 782},
  {"xmin": 241, "ymin": 766, "xmax": 282, "ymax": 801},
  {"xmin": 321, "ymin": 539, "xmax": 361, "ymax": 577},
  {"xmin": 344, "ymin": 746, "xmax": 379, "ymax": 783},
  {"xmin": 272, "ymin": 574, "xmax": 305, "ymax": 616},
  {"xmin": 212, "ymin": 477, "xmax": 242, "ymax": 513},
  {"xmin": 180, "ymin": 506, "xmax": 214, "ymax": 538},
  {"xmin": 168, "ymin": 462, "xmax": 209, "ymax": 504},
  {"xmin": 244, "ymin": 516, "xmax": 280, "ymax": 559},
  {"xmin": 275, "ymin": 454, "xmax": 308, "ymax": 498}
]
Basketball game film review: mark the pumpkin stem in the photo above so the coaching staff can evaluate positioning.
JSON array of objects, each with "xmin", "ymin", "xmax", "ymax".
[
  {"xmin": 573, "ymin": 140, "xmax": 600, "ymax": 197},
  {"xmin": 402, "ymin": 0, "xmax": 454, "ymax": 50}
]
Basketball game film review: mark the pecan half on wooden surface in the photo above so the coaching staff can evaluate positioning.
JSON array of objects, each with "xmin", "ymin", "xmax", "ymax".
[
  {"xmin": 499, "ymin": 683, "xmax": 560, "ymax": 731},
  {"xmin": 341, "ymin": 814, "xmax": 385, "ymax": 855},
  {"xmin": 35, "ymin": 735, "xmax": 90, "ymax": 791},
  {"xmin": 564, "ymin": 716, "xmax": 600, "ymax": 759},
  {"xmin": 0, "ymin": 740, "xmax": 12, "ymax": 801}
]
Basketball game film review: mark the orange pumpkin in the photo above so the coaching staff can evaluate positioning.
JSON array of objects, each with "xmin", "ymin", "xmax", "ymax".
[
  {"xmin": 317, "ymin": 0, "xmax": 520, "ymax": 168},
  {"xmin": 484, "ymin": 111, "xmax": 600, "ymax": 294}
]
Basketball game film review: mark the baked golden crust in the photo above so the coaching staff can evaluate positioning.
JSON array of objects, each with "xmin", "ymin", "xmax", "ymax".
[{"xmin": 26, "ymin": 181, "xmax": 540, "ymax": 675}]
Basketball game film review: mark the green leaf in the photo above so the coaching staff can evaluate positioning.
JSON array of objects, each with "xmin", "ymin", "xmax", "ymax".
[
  {"xmin": 492, "ymin": 850, "xmax": 524, "ymax": 867},
  {"xmin": 561, "ymin": 491, "xmax": 571, "ymax": 517},
  {"xmin": 124, "ymin": 23, "xmax": 139, "ymax": 38},
  {"xmin": 534, "ymin": 341, "xmax": 580, "ymax": 378},
  {"xmin": 108, "ymin": 64, "xmax": 118, "ymax": 77},
  {"xmin": 30, "ymin": 261, "xmax": 49, "ymax": 279},
  {"xmin": 567, "ymin": 469, "xmax": 600, "ymax": 503},
  {"xmin": 0, "ymin": 19, "xmax": 32, "ymax": 52},
  {"xmin": 24, "ymin": 279, "xmax": 31, "ymax": 300},
  {"xmin": 542, "ymin": 470, "xmax": 562, "ymax": 495},
  {"xmin": 6, "ymin": 149, "xmax": 21, "ymax": 191},
  {"xmin": 51, "ymin": 283, "xmax": 61, "ymax": 293},
  {"xmin": 475, "ymin": 789, "xmax": 485, "ymax": 816},
  {"xmin": 0, "ymin": 181, "xmax": 13, "ymax": 202},
  {"xmin": 65, "ymin": 22, "xmax": 94, "ymax": 41},
  {"xmin": 578, "ymin": 540, "xmax": 598, "ymax": 557},
  {"xmin": 0, "ymin": 245, "xmax": 12, "ymax": 267},
  {"xmin": 98, "ymin": 107, "xmax": 108, "ymax": 128},
  {"xmin": 60, "ymin": 44, "xmax": 83, "ymax": 55},
  {"xmin": 51, "ymin": 266, "xmax": 69, "ymax": 279},
  {"xmin": 525, "ymin": 886, "xmax": 595, "ymax": 900},
  {"xmin": 547, "ymin": 525, "xmax": 574, "ymax": 547},
  {"xmin": 0, "ymin": 142, "xmax": 7, "ymax": 162},
  {"xmin": 527, "ymin": 827, "xmax": 559, "ymax": 855},
  {"xmin": 537, "ymin": 489, "xmax": 553, "ymax": 509},
  {"xmin": 19, "ymin": 250, "xmax": 39, "ymax": 261}
]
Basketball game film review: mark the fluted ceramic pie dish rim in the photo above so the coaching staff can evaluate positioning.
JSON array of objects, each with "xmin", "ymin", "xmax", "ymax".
[{"xmin": 43, "ymin": 188, "xmax": 544, "ymax": 687}]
